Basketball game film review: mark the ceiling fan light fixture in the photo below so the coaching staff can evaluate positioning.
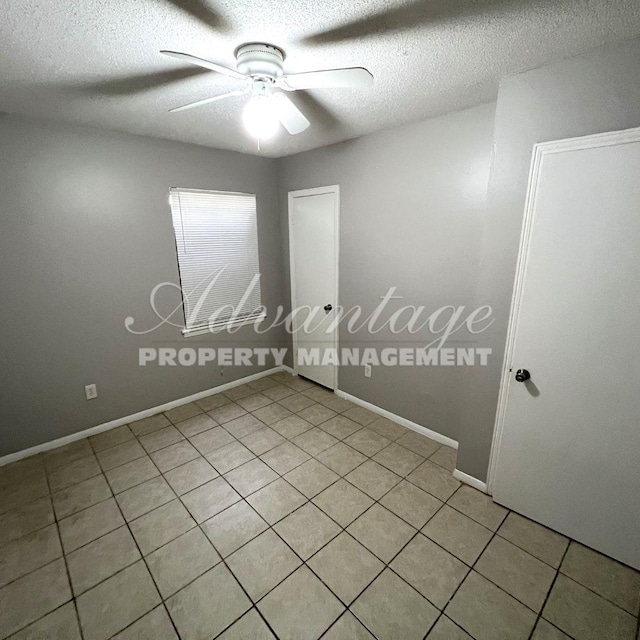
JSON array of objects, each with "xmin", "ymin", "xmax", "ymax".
[{"xmin": 243, "ymin": 94, "xmax": 279, "ymax": 140}]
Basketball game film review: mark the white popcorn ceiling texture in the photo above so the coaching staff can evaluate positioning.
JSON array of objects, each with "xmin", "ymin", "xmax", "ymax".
[{"xmin": 1, "ymin": 0, "xmax": 640, "ymax": 157}]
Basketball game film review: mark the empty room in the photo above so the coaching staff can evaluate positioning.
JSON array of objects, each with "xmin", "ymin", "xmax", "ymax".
[{"xmin": 1, "ymin": 1, "xmax": 640, "ymax": 639}]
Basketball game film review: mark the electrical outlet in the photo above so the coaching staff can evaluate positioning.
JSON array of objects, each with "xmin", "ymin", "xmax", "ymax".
[
  {"xmin": 364, "ymin": 364, "xmax": 372, "ymax": 378},
  {"xmin": 85, "ymin": 384, "xmax": 98, "ymax": 400}
]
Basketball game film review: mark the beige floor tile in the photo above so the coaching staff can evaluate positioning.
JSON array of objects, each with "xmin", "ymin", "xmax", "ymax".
[
  {"xmin": 316, "ymin": 442, "xmax": 367, "ymax": 476},
  {"xmin": 352, "ymin": 569, "xmax": 438, "ymax": 640},
  {"xmin": 408, "ymin": 461, "xmax": 460, "ymax": 501},
  {"xmin": 52, "ymin": 475, "xmax": 111, "ymax": 519},
  {"xmin": 181, "ymin": 477, "xmax": 241, "ymax": 523},
  {"xmin": 58, "ymin": 498, "xmax": 124, "ymax": 553},
  {"xmin": 284, "ymin": 459, "xmax": 339, "ymax": 498},
  {"xmin": 47, "ymin": 455, "xmax": 102, "ymax": 492},
  {"xmin": 205, "ymin": 441, "xmax": 254, "ymax": 474},
  {"xmin": 217, "ymin": 609, "xmax": 275, "ymax": 639},
  {"xmin": 8, "ymin": 602, "xmax": 81, "ymax": 640},
  {"xmin": 391, "ymin": 533, "xmax": 468, "ymax": 609},
  {"xmin": 278, "ymin": 393, "xmax": 316, "ymax": 413},
  {"xmin": 263, "ymin": 384, "xmax": 297, "ymax": 402},
  {"xmin": 223, "ymin": 414, "xmax": 264, "ymax": 440},
  {"xmin": 274, "ymin": 503, "xmax": 340, "ymax": 560},
  {"xmin": 301, "ymin": 385, "xmax": 334, "ymax": 402},
  {"xmin": 146, "ymin": 528, "xmax": 220, "ymax": 598},
  {"xmin": 116, "ymin": 476, "xmax": 175, "ymax": 521},
  {"xmin": 543, "ymin": 574, "xmax": 637, "ymax": 640},
  {"xmin": 130, "ymin": 499, "xmax": 195, "ymax": 555},
  {"xmin": 426, "ymin": 615, "xmax": 473, "ymax": 639},
  {"xmin": 447, "ymin": 485, "xmax": 508, "ymax": 531},
  {"xmin": 446, "ymin": 571, "xmax": 537, "ymax": 640},
  {"xmin": 313, "ymin": 479, "xmax": 374, "ymax": 527},
  {"xmin": 373, "ymin": 442, "xmax": 424, "ymax": 476},
  {"xmin": 0, "ymin": 457, "xmax": 44, "ymax": 490},
  {"xmin": 292, "ymin": 428, "xmax": 338, "ymax": 456},
  {"xmin": 223, "ymin": 384, "xmax": 256, "ymax": 401},
  {"xmin": 43, "ymin": 440, "xmax": 93, "ymax": 472},
  {"xmin": 367, "ymin": 417, "xmax": 406, "ymax": 441},
  {"xmin": 112, "ymin": 605, "xmax": 178, "ymax": 640},
  {"xmin": 498, "ymin": 512, "xmax": 569, "ymax": 568},
  {"xmin": 347, "ymin": 504, "xmax": 415, "ymax": 562},
  {"xmin": 248, "ymin": 377, "xmax": 279, "ymax": 392},
  {"xmin": 76, "ymin": 561, "xmax": 160, "ymax": 640},
  {"xmin": 104, "ymin": 456, "xmax": 159, "ymax": 494},
  {"xmin": 194, "ymin": 392, "xmax": 230, "ymax": 412},
  {"xmin": 0, "ymin": 474, "xmax": 49, "ymax": 515},
  {"xmin": 227, "ymin": 529, "xmax": 301, "ymax": 601},
  {"xmin": 270, "ymin": 415, "xmax": 314, "ymax": 439},
  {"xmin": 318, "ymin": 415, "xmax": 363, "ymax": 440},
  {"xmin": 396, "ymin": 431, "xmax": 442, "ymax": 458},
  {"xmin": 0, "ymin": 558, "xmax": 71, "ymax": 640},
  {"xmin": 66, "ymin": 526, "xmax": 140, "ymax": 595},
  {"xmin": 252, "ymin": 403, "xmax": 293, "ymax": 426},
  {"xmin": 308, "ymin": 532, "xmax": 384, "ymax": 604},
  {"xmin": 475, "ymin": 536, "xmax": 556, "ymax": 611},
  {"xmin": 0, "ymin": 524, "xmax": 61, "ymax": 588},
  {"xmin": 429, "ymin": 446, "xmax": 457, "ymax": 472},
  {"xmin": 89, "ymin": 426, "xmax": 135, "ymax": 454},
  {"xmin": 260, "ymin": 442, "xmax": 310, "ymax": 475},
  {"xmin": 246, "ymin": 479, "xmax": 306, "ymax": 525},
  {"xmin": 96, "ymin": 440, "xmax": 146, "ymax": 472},
  {"xmin": 323, "ymin": 612, "xmax": 375, "ymax": 639},
  {"xmin": 379, "ymin": 480, "xmax": 443, "ymax": 528},
  {"xmin": 166, "ymin": 564, "xmax": 251, "ymax": 640},
  {"xmin": 237, "ymin": 393, "xmax": 272, "ymax": 412},
  {"xmin": 343, "ymin": 406, "xmax": 378, "ymax": 426},
  {"xmin": 345, "ymin": 429, "xmax": 390, "ymax": 457},
  {"xmin": 422, "ymin": 505, "xmax": 493, "ymax": 565},
  {"xmin": 258, "ymin": 566, "xmax": 344, "ymax": 640},
  {"xmin": 322, "ymin": 395, "xmax": 357, "ymax": 413},
  {"xmin": 531, "ymin": 619, "xmax": 572, "ymax": 640},
  {"xmin": 0, "ymin": 497, "xmax": 54, "ymax": 546},
  {"xmin": 224, "ymin": 459, "xmax": 278, "ymax": 497},
  {"xmin": 164, "ymin": 457, "xmax": 218, "ymax": 495},
  {"xmin": 201, "ymin": 501, "xmax": 268, "ymax": 558},
  {"xmin": 345, "ymin": 460, "xmax": 401, "ymax": 500},
  {"xmin": 150, "ymin": 440, "xmax": 199, "ymax": 472},
  {"xmin": 129, "ymin": 414, "xmax": 170, "ymax": 437},
  {"xmin": 164, "ymin": 402, "xmax": 203, "ymax": 424},
  {"xmin": 297, "ymin": 403, "xmax": 336, "ymax": 426},
  {"xmin": 240, "ymin": 426, "xmax": 286, "ymax": 456},
  {"xmin": 174, "ymin": 414, "xmax": 218, "ymax": 439},
  {"xmin": 207, "ymin": 403, "xmax": 247, "ymax": 425},
  {"xmin": 189, "ymin": 426, "xmax": 236, "ymax": 455},
  {"xmin": 282, "ymin": 377, "xmax": 315, "ymax": 392},
  {"xmin": 560, "ymin": 541, "xmax": 640, "ymax": 614}
]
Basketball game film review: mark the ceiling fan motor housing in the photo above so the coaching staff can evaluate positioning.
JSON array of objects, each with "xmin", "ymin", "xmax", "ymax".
[{"xmin": 236, "ymin": 43, "xmax": 284, "ymax": 80}]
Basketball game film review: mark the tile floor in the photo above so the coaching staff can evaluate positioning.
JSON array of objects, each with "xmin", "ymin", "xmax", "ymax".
[{"xmin": 1, "ymin": 371, "xmax": 639, "ymax": 640}]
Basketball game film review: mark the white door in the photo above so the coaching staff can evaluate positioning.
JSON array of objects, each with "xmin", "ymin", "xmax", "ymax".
[
  {"xmin": 289, "ymin": 186, "xmax": 339, "ymax": 389},
  {"xmin": 491, "ymin": 128, "xmax": 640, "ymax": 570}
]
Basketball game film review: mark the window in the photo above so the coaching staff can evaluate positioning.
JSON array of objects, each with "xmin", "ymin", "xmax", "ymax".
[{"xmin": 169, "ymin": 188, "xmax": 264, "ymax": 336}]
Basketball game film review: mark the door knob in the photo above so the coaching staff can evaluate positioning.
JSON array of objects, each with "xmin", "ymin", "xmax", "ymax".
[
  {"xmin": 324, "ymin": 304, "xmax": 333, "ymax": 312},
  {"xmin": 515, "ymin": 369, "xmax": 531, "ymax": 382}
]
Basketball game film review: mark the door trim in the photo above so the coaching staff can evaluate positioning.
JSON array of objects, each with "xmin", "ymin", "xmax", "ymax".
[
  {"xmin": 288, "ymin": 185, "xmax": 340, "ymax": 390},
  {"xmin": 487, "ymin": 125, "xmax": 640, "ymax": 495}
]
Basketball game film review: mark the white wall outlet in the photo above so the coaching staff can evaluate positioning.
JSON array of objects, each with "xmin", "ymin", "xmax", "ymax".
[
  {"xmin": 364, "ymin": 364, "xmax": 372, "ymax": 378},
  {"xmin": 85, "ymin": 384, "xmax": 98, "ymax": 400}
]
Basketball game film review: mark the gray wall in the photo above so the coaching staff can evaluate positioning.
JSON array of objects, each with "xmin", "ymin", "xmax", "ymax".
[
  {"xmin": 458, "ymin": 36, "xmax": 640, "ymax": 480},
  {"xmin": 0, "ymin": 114, "xmax": 285, "ymax": 455},
  {"xmin": 278, "ymin": 103, "xmax": 497, "ymax": 447}
]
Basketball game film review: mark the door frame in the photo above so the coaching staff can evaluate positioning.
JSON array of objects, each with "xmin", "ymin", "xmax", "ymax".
[
  {"xmin": 288, "ymin": 185, "xmax": 340, "ymax": 390},
  {"xmin": 487, "ymin": 126, "xmax": 640, "ymax": 495}
]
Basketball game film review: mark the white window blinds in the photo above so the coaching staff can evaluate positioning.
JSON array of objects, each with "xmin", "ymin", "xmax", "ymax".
[{"xmin": 169, "ymin": 188, "xmax": 264, "ymax": 335}]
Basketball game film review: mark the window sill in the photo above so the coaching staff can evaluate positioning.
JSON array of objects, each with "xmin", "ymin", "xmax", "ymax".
[{"xmin": 182, "ymin": 313, "xmax": 267, "ymax": 337}]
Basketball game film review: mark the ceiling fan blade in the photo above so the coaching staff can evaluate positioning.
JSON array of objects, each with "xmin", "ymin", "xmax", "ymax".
[
  {"xmin": 271, "ymin": 93, "xmax": 310, "ymax": 135},
  {"xmin": 278, "ymin": 68, "xmax": 373, "ymax": 90},
  {"xmin": 162, "ymin": 0, "xmax": 228, "ymax": 32},
  {"xmin": 160, "ymin": 50, "xmax": 247, "ymax": 80},
  {"xmin": 169, "ymin": 89, "xmax": 248, "ymax": 113}
]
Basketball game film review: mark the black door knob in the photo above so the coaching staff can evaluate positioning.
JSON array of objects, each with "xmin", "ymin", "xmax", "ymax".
[
  {"xmin": 324, "ymin": 304, "xmax": 333, "ymax": 312},
  {"xmin": 515, "ymin": 369, "xmax": 531, "ymax": 382}
]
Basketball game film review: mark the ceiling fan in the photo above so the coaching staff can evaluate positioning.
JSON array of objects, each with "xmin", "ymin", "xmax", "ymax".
[{"xmin": 160, "ymin": 43, "xmax": 373, "ymax": 140}]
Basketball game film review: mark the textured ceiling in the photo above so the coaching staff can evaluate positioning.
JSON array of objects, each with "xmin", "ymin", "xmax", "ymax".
[{"xmin": 2, "ymin": 0, "xmax": 640, "ymax": 157}]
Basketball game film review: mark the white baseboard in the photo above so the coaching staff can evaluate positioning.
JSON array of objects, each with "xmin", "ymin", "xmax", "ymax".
[
  {"xmin": 334, "ymin": 389, "xmax": 458, "ymax": 450},
  {"xmin": 453, "ymin": 468, "xmax": 489, "ymax": 494},
  {"xmin": 0, "ymin": 367, "xmax": 285, "ymax": 468}
]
